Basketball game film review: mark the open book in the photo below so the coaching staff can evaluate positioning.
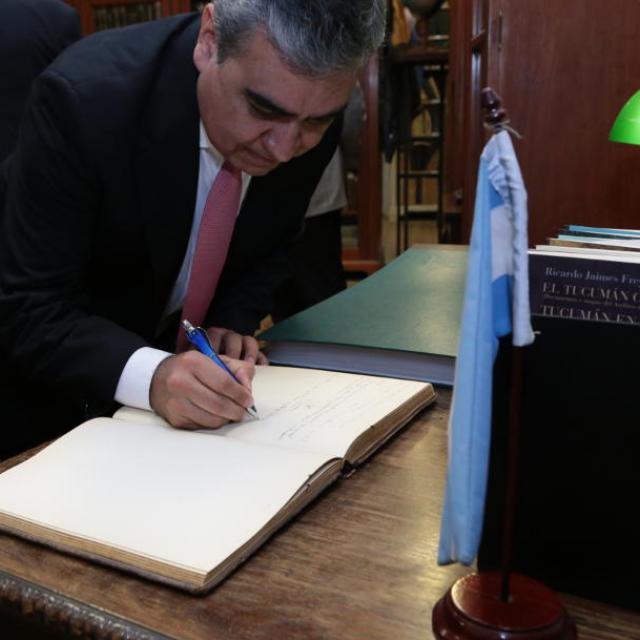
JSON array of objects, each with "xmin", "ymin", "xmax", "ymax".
[{"xmin": 0, "ymin": 366, "xmax": 434, "ymax": 593}]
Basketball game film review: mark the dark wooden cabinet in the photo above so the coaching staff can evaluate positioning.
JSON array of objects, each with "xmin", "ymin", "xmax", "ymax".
[
  {"xmin": 341, "ymin": 56, "xmax": 383, "ymax": 274},
  {"xmin": 449, "ymin": 0, "xmax": 640, "ymax": 244}
]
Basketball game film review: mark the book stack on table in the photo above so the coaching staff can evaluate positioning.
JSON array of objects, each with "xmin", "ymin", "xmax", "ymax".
[
  {"xmin": 480, "ymin": 224, "xmax": 640, "ymax": 611},
  {"xmin": 528, "ymin": 224, "xmax": 640, "ymax": 326}
]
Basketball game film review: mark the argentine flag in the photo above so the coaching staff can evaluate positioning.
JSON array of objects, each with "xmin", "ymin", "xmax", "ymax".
[{"xmin": 438, "ymin": 130, "xmax": 535, "ymax": 565}]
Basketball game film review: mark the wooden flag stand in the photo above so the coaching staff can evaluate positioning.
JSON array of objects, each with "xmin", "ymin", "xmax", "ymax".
[{"xmin": 432, "ymin": 90, "xmax": 577, "ymax": 639}]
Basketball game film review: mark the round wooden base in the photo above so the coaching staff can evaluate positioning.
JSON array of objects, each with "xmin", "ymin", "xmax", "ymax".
[{"xmin": 432, "ymin": 572, "xmax": 577, "ymax": 639}]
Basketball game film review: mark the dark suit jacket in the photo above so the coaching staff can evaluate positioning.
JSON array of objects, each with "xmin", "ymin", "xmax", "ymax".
[
  {"xmin": 0, "ymin": 14, "xmax": 338, "ymax": 453},
  {"xmin": 0, "ymin": 0, "xmax": 81, "ymax": 164}
]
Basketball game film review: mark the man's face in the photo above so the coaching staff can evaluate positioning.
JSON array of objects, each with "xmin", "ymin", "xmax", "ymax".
[{"xmin": 193, "ymin": 6, "xmax": 355, "ymax": 176}]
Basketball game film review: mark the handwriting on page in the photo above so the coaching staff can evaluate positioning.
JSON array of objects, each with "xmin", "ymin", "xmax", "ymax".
[
  {"xmin": 224, "ymin": 371, "xmax": 422, "ymax": 456},
  {"xmin": 269, "ymin": 378, "xmax": 373, "ymax": 443}
]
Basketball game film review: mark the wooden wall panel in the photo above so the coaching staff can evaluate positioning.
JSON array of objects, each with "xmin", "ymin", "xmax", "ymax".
[
  {"xmin": 487, "ymin": 0, "xmax": 640, "ymax": 244},
  {"xmin": 449, "ymin": 0, "xmax": 491, "ymax": 241},
  {"xmin": 450, "ymin": 0, "xmax": 640, "ymax": 244}
]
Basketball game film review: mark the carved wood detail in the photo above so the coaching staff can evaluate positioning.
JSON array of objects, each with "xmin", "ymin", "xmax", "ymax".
[{"xmin": 0, "ymin": 570, "xmax": 169, "ymax": 640}]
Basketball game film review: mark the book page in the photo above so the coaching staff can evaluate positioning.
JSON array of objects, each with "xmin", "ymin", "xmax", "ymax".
[
  {"xmin": 556, "ymin": 235, "xmax": 640, "ymax": 250},
  {"xmin": 115, "ymin": 366, "xmax": 429, "ymax": 458},
  {"xmin": 0, "ymin": 417, "xmax": 330, "ymax": 575}
]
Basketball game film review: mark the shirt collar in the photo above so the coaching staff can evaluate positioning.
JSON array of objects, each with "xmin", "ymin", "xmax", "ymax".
[{"xmin": 199, "ymin": 121, "xmax": 224, "ymax": 166}]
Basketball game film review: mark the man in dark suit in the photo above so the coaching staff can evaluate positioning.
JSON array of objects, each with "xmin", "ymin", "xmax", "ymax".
[
  {"xmin": 0, "ymin": 0, "xmax": 386, "ymax": 457},
  {"xmin": 0, "ymin": 0, "xmax": 81, "ymax": 165}
]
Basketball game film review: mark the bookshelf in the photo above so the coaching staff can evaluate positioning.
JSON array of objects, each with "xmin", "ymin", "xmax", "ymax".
[
  {"xmin": 65, "ymin": 0, "xmax": 195, "ymax": 35},
  {"xmin": 391, "ymin": 1, "xmax": 460, "ymax": 251}
]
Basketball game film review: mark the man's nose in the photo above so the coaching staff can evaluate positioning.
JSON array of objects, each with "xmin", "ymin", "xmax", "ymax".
[{"xmin": 264, "ymin": 122, "xmax": 300, "ymax": 163}]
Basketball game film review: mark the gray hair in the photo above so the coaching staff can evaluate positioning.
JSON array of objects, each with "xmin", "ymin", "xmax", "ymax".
[{"xmin": 212, "ymin": 0, "xmax": 387, "ymax": 76}]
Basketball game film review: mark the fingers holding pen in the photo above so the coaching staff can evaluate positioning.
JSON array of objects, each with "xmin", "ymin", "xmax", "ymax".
[
  {"xmin": 149, "ymin": 352, "xmax": 256, "ymax": 430},
  {"xmin": 218, "ymin": 354, "xmax": 255, "ymax": 389}
]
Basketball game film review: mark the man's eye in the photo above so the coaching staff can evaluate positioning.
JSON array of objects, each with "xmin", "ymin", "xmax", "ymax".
[
  {"xmin": 248, "ymin": 101, "xmax": 278, "ymax": 119},
  {"xmin": 306, "ymin": 116, "xmax": 334, "ymax": 128}
]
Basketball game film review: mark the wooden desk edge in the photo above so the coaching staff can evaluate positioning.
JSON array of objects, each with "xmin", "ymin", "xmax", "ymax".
[{"xmin": 0, "ymin": 568, "xmax": 171, "ymax": 640}]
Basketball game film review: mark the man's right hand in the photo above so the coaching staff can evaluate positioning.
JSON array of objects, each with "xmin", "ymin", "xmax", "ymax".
[{"xmin": 149, "ymin": 352, "xmax": 256, "ymax": 430}]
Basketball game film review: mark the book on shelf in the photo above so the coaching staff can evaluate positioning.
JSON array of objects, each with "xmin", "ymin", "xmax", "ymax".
[
  {"xmin": 529, "ymin": 242, "xmax": 640, "ymax": 325},
  {"xmin": 260, "ymin": 246, "xmax": 467, "ymax": 386},
  {"xmin": 93, "ymin": 2, "xmax": 162, "ymax": 31},
  {"xmin": 0, "ymin": 366, "xmax": 435, "ymax": 593}
]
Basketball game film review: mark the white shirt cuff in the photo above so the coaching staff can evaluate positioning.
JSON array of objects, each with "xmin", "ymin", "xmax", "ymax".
[{"xmin": 114, "ymin": 347, "xmax": 172, "ymax": 411}]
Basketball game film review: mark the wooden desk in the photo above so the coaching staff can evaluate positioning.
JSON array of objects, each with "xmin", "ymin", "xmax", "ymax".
[{"xmin": 0, "ymin": 389, "xmax": 639, "ymax": 639}]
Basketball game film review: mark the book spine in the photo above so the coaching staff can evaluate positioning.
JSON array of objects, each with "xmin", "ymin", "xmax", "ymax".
[
  {"xmin": 562, "ymin": 224, "xmax": 640, "ymax": 239},
  {"xmin": 560, "ymin": 228, "xmax": 640, "ymax": 241},
  {"xmin": 548, "ymin": 238, "xmax": 639, "ymax": 252},
  {"xmin": 92, "ymin": 6, "xmax": 104, "ymax": 31},
  {"xmin": 529, "ymin": 253, "xmax": 640, "ymax": 326}
]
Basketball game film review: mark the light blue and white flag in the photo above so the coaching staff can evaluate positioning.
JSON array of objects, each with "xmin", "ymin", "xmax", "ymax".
[{"xmin": 438, "ymin": 129, "xmax": 535, "ymax": 566}]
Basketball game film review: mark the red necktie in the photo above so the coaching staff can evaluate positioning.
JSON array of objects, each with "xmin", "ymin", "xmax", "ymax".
[{"xmin": 177, "ymin": 161, "xmax": 242, "ymax": 351}]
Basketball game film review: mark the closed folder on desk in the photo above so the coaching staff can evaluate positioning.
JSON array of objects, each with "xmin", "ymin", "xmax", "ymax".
[{"xmin": 261, "ymin": 246, "xmax": 467, "ymax": 385}]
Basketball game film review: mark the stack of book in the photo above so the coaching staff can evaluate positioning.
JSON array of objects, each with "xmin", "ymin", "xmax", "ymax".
[
  {"xmin": 528, "ymin": 224, "xmax": 640, "ymax": 326},
  {"xmin": 480, "ymin": 224, "xmax": 640, "ymax": 609}
]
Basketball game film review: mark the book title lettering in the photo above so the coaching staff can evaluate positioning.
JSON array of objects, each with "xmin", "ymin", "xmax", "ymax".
[
  {"xmin": 538, "ymin": 305, "xmax": 637, "ymax": 324},
  {"xmin": 532, "ymin": 262, "xmax": 640, "ymax": 326},
  {"xmin": 544, "ymin": 266, "xmax": 640, "ymax": 285},
  {"xmin": 542, "ymin": 281, "xmax": 640, "ymax": 303},
  {"xmin": 530, "ymin": 227, "xmax": 640, "ymax": 327}
]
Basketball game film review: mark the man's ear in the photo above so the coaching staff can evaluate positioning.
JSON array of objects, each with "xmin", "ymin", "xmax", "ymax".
[{"xmin": 193, "ymin": 3, "xmax": 217, "ymax": 72}]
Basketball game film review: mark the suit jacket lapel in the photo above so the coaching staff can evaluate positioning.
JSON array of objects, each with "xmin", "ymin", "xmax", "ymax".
[{"xmin": 135, "ymin": 17, "xmax": 200, "ymax": 319}]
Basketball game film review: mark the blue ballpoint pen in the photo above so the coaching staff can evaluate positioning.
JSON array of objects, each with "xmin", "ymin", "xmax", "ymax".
[{"xmin": 181, "ymin": 319, "xmax": 259, "ymax": 419}]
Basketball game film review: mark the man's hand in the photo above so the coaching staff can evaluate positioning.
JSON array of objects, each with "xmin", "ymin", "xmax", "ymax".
[
  {"xmin": 149, "ymin": 352, "xmax": 256, "ymax": 430},
  {"xmin": 205, "ymin": 327, "xmax": 269, "ymax": 365}
]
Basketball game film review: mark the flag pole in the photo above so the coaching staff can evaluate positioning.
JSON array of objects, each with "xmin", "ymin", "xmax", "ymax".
[
  {"xmin": 499, "ymin": 343, "xmax": 522, "ymax": 602},
  {"xmin": 432, "ymin": 88, "xmax": 576, "ymax": 639},
  {"xmin": 481, "ymin": 88, "xmax": 524, "ymax": 602}
]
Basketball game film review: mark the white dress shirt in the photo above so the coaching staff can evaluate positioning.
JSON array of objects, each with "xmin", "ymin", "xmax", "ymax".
[
  {"xmin": 114, "ymin": 123, "xmax": 251, "ymax": 410},
  {"xmin": 304, "ymin": 147, "xmax": 347, "ymax": 218}
]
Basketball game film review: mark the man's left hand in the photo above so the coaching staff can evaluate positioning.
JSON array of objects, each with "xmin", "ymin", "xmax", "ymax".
[{"xmin": 205, "ymin": 327, "xmax": 269, "ymax": 365}]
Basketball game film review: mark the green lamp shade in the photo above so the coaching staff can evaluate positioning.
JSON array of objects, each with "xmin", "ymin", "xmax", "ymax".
[{"xmin": 609, "ymin": 90, "xmax": 640, "ymax": 145}]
